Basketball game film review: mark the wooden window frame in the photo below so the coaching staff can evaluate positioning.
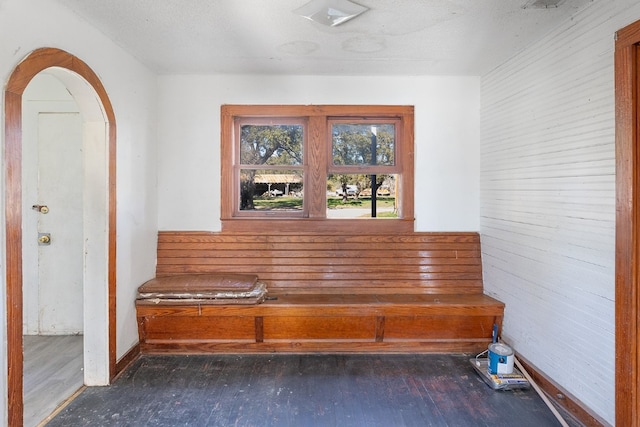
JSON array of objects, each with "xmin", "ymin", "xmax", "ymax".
[
  {"xmin": 233, "ymin": 116, "xmax": 308, "ymax": 218},
  {"xmin": 221, "ymin": 105, "xmax": 415, "ymax": 234}
]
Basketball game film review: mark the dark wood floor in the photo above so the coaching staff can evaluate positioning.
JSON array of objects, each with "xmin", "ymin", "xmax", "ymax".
[{"xmin": 47, "ymin": 354, "xmax": 572, "ymax": 426}]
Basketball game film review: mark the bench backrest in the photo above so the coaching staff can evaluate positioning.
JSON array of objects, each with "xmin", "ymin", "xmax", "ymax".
[{"xmin": 156, "ymin": 231, "xmax": 483, "ymax": 295}]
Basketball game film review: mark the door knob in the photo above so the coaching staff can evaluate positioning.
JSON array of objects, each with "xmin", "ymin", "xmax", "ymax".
[
  {"xmin": 32, "ymin": 205, "xmax": 49, "ymax": 214},
  {"xmin": 38, "ymin": 233, "xmax": 51, "ymax": 245}
]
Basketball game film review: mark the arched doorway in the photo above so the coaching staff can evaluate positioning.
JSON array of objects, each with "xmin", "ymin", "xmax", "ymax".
[{"xmin": 4, "ymin": 48, "xmax": 116, "ymax": 426}]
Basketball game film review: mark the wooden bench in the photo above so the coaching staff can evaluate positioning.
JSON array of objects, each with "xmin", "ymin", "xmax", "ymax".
[{"xmin": 136, "ymin": 231, "xmax": 504, "ymax": 354}]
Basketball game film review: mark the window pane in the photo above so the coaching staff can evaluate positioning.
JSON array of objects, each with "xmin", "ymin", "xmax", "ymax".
[
  {"xmin": 332, "ymin": 124, "xmax": 395, "ymax": 166},
  {"xmin": 240, "ymin": 169, "xmax": 303, "ymax": 211},
  {"xmin": 240, "ymin": 124, "xmax": 303, "ymax": 166},
  {"xmin": 326, "ymin": 174, "xmax": 397, "ymax": 218}
]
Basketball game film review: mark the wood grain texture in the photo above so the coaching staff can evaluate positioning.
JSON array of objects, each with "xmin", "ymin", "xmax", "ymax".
[
  {"xmin": 307, "ymin": 115, "xmax": 327, "ymax": 218},
  {"xmin": 4, "ymin": 47, "xmax": 118, "ymax": 427},
  {"xmin": 139, "ymin": 341, "xmax": 499, "ymax": 354},
  {"xmin": 136, "ymin": 294, "xmax": 505, "ymax": 317},
  {"xmin": 156, "ymin": 231, "xmax": 484, "ymax": 294},
  {"xmin": 4, "ymin": 89, "xmax": 24, "ymax": 427},
  {"xmin": 615, "ymin": 18, "xmax": 640, "ymax": 427},
  {"xmin": 263, "ymin": 316, "xmax": 377, "ymax": 340},
  {"xmin": 139, "ymin": 230, "xmax": 503, "ymax": 354}
]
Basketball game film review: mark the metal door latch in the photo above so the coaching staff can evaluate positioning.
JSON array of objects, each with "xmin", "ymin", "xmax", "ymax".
[
  {"xmin": 38, "ymin": 233, "xmax": 51, "ymax": 245},
  {"xmin": 32, "ymin": 205, "xmax": 49, "ymax": 214}
]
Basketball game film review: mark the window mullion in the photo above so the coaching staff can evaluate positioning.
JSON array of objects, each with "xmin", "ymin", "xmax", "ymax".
[{"xmin": 307, "ymin": 115, "xmax": 327, "ymax": 218}]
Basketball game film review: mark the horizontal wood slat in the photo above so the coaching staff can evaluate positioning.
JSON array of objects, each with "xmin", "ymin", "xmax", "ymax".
[
  {"xmin": 156, "ymin": 231, "xmax": 484, "ymax": 294},
  {"xmin": 136, "ymin": 293, "xmax": 505, "ymax": 316},
  {"xmin": 139, "ymin": 341, "xmax": 494, "ymax": 354}
]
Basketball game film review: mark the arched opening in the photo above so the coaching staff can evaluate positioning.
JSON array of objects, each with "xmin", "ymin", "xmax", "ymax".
[{"xmin": 4, "ymin": 48, "xmax": 116, "ymax": 426}]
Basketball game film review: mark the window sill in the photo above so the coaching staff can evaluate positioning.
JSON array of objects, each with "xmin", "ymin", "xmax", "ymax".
[{"xmin": 221, "ymin": 218, "xmax": 415, "ymax": 234}]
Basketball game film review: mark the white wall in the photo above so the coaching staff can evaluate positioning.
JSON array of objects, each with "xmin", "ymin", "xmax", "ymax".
[
  {"xmin": 0, "ymin": 0, "xmax": 158, "ymax": 420},
  {"xmin": 480, "ymin": 0, "xmax": 640, "ymax": 424},
  {"xmin": 157, "ymin": 75, "xmax": 480, "ymax": 232}
]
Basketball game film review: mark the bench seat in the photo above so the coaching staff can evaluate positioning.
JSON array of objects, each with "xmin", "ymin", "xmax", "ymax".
[
  {"xmin": 136, "ymin": 231, "xmax": 504, "ymax": 354},
  {"xmin": 136, "ymin": 292, "xmax": 504, "ymax": 354}
]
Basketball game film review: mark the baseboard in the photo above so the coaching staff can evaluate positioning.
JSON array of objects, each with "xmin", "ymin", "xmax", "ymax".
[
  {"xmin": 516, "ymin": 355, "xmax": 610, "ymax": 427},
  {"xmin": 114, "ymin": 343, "xmax": 141, "ymax": 380}
]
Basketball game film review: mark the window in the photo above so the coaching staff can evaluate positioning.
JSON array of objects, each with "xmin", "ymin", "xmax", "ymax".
[
  {"xmin": 236, "ymin": 118, "xmax": 306, "ymax": 217},
  {"xmin": 221, "ymin": 105, "xmax": 414, "ymax": 232},
  {"xmin": 328, "ymin": 120, "xmax": 399, "ymax": 219}
]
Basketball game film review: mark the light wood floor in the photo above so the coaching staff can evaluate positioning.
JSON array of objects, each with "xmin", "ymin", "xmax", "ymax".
[{"xmin": 23, "ymin": 335, "xmax": 83, "ymax": 427}]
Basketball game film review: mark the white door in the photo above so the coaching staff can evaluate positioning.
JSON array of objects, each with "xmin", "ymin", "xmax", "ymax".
[{"xmin": 36, "ymin": 112, "xmax": 84, "ymax": 334}]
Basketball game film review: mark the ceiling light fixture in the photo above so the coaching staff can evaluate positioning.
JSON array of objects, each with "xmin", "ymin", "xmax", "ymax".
[{"xmin": 294, "ymin": 0, "xmax": 369, "ymax": 27}]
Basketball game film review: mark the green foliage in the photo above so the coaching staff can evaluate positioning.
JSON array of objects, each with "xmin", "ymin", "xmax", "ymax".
[
  {"xmin": 331, "ymin": 124, "xmax": 394, "ymax": 166},
  {"xmin": 239, "ymin": 124, "xmax": 303, "ymax": 209},
  {"xmin": 240, "ymin": 125, "xmax": 303, "ymax": 166},
  {"xmin": 238, "ymin": 122, "xmax": 396, "ymax": 213}
]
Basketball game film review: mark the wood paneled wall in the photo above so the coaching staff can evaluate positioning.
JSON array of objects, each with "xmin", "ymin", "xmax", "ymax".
[{"xmin": 156, "ymin": 231, "xmax": 483, "ymax": 295}]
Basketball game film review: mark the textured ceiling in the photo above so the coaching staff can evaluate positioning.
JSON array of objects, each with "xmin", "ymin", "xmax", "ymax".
[{"xmin": 54, "ymin": 0, "xmax": 593, "ymax": 76}]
